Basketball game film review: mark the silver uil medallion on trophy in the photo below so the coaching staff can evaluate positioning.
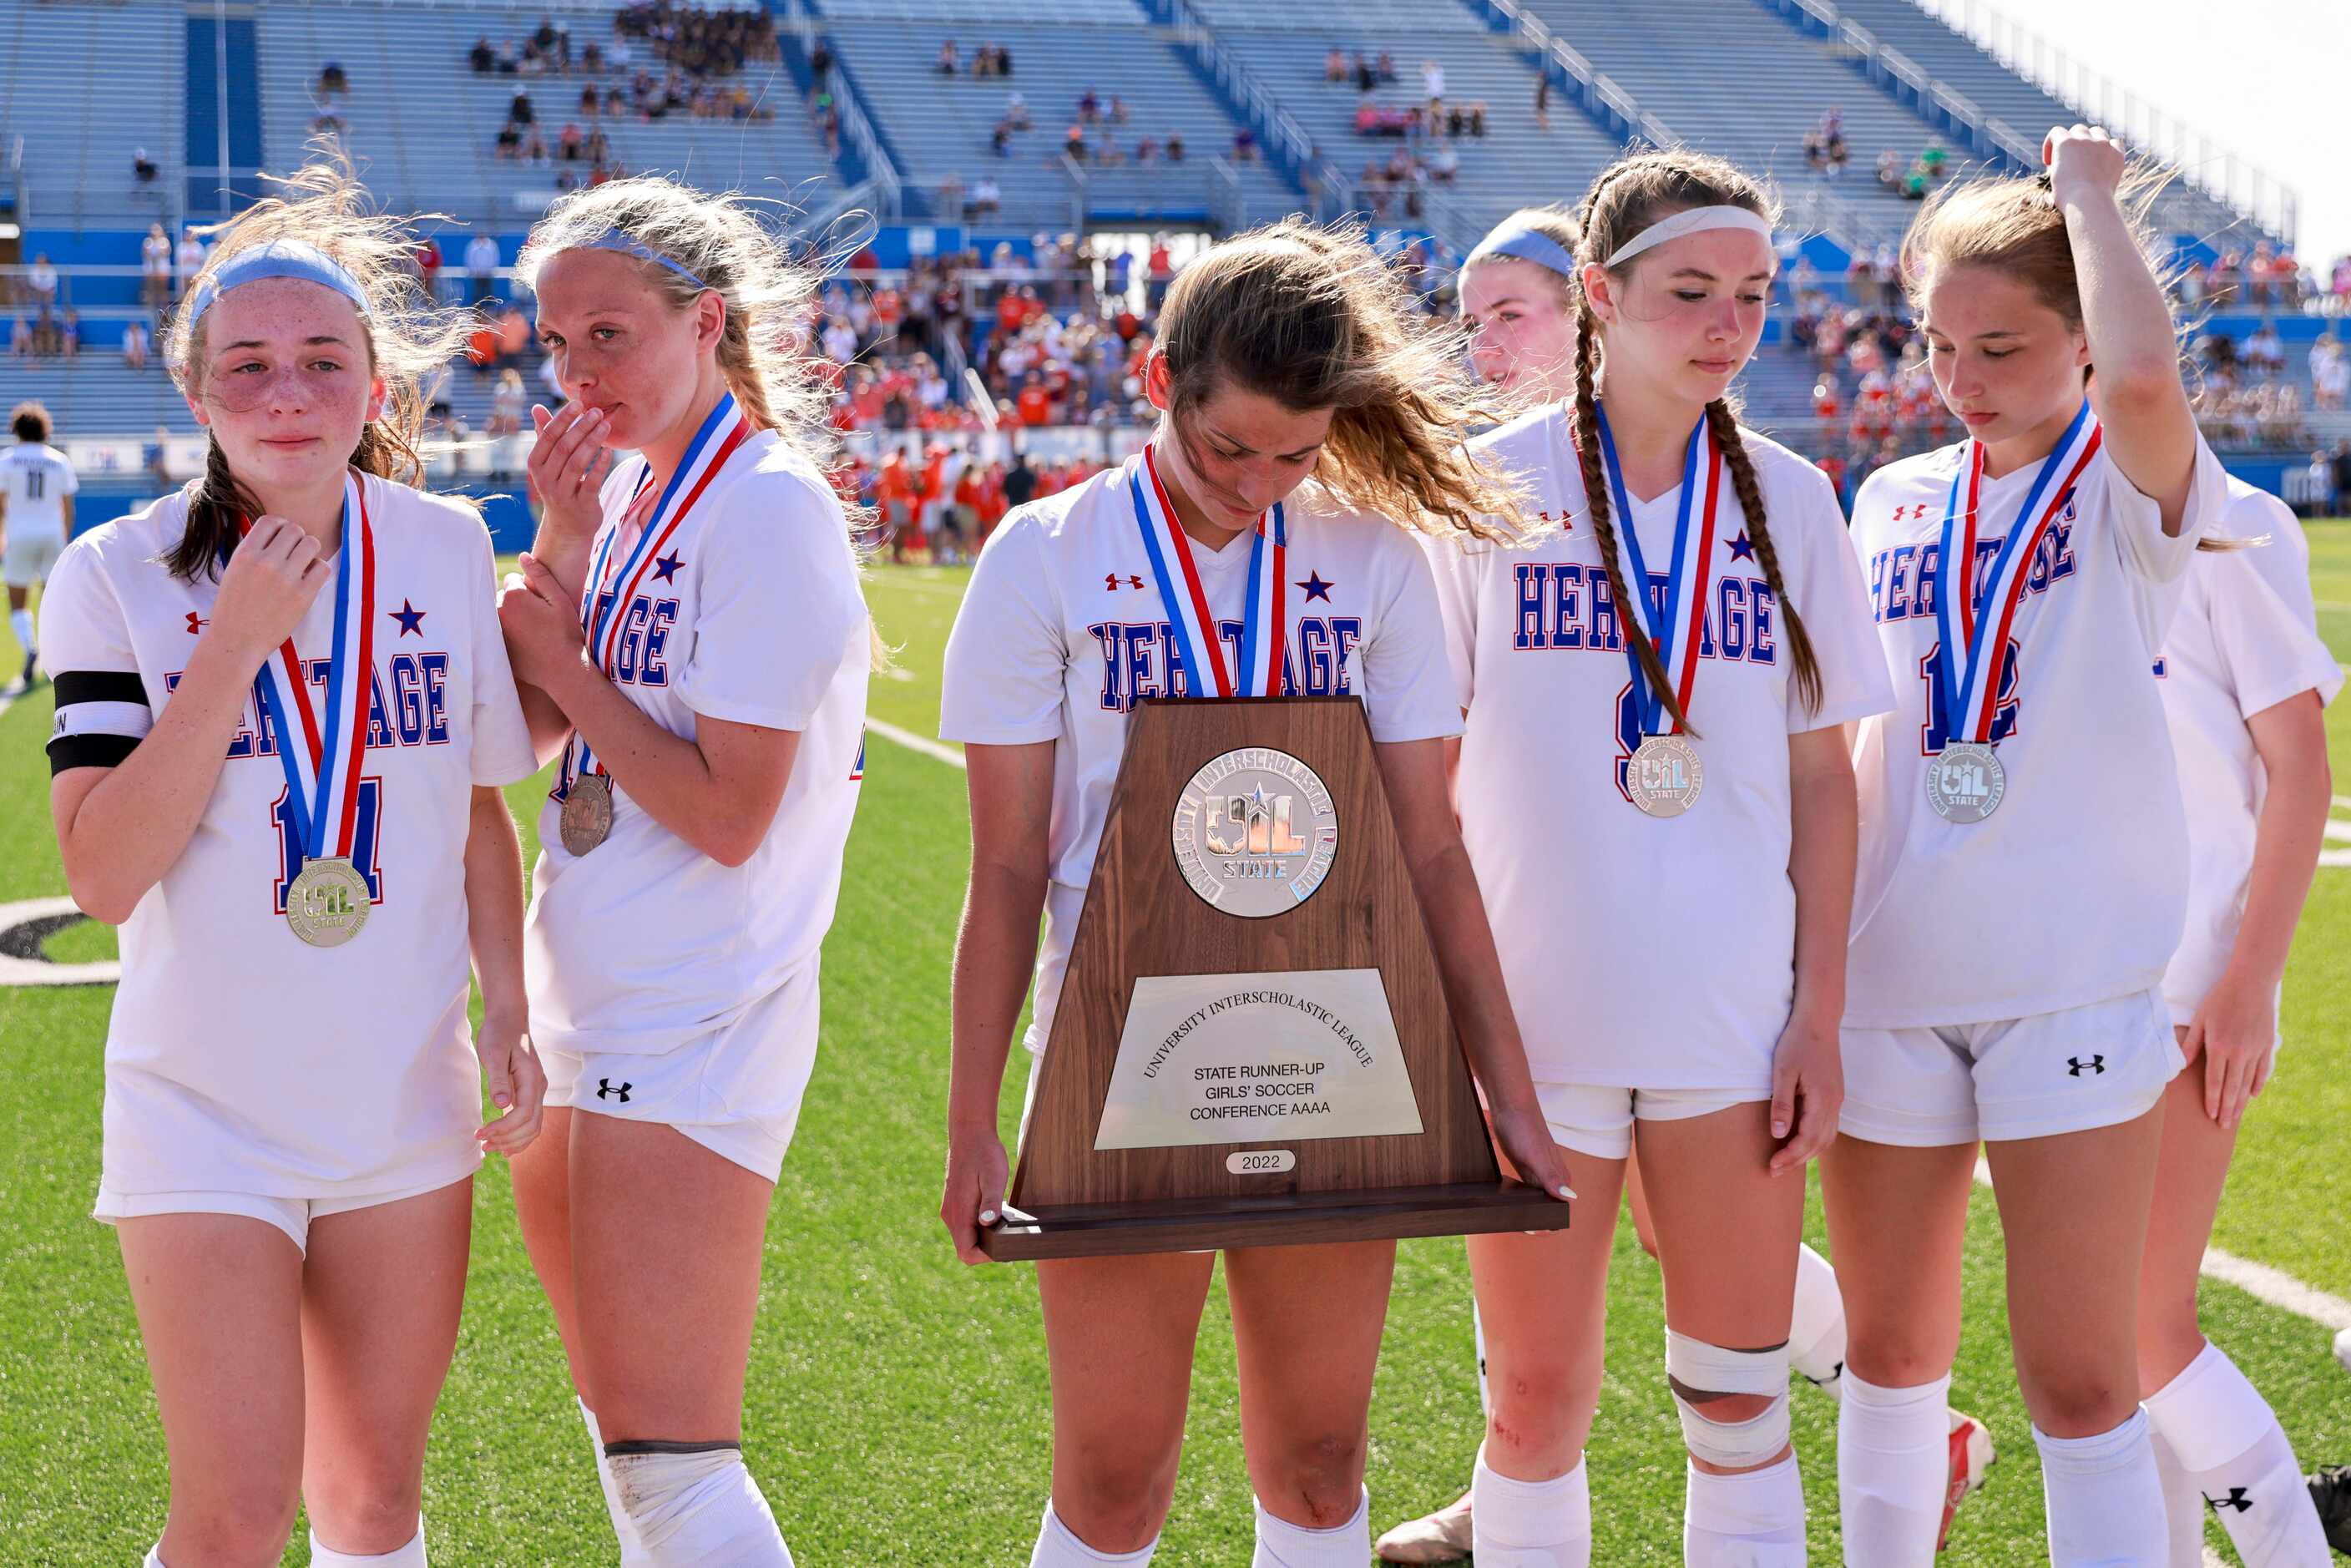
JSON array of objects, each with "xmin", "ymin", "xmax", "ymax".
[{"xmin": 1170, "ymin": 746, "xmax": 1339, "ymax": 918}]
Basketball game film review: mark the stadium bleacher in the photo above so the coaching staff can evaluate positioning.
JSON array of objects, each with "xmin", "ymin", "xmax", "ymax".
[{"xmin": 0, "ymin": 0, "xmax": 183, "ymax": 228}]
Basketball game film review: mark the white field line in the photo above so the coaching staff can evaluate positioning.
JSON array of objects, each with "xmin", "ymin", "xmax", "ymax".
[
  {"xmin": 864, "ymin": 717, "xmax": 965, "ymax": 770},
  {"xmin": 1973, "ymin": 1159, "xmax": 2351, "ymax": 1336}
]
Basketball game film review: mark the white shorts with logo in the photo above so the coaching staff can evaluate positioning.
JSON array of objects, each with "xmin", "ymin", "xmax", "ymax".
[
  {"xmin": 1839, "ymin": 987, "xmax": 2182, "ymax": 1147},
  {"xmin": 4, "ymin": 531, "xmax": 63, "ymax": 589},
  {"xmin": 1534, "ymin": 1080, "xmax": 1768, "ymax": 1161},
  {"xmin": 540, "ymin": 966, "xmax": 820, "ymax": 1184}
]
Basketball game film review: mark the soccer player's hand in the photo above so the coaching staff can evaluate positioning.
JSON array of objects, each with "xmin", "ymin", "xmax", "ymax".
[
  {"xmin": 2183, "ymin": 974, "xmax": 2276, "ymax": 1130},
  {"xmin": 1486, "ymin": 1099, "xmax": 1576, "ymax": 1206},
  {"xmin": 210, "ymin": 513, "xmax": 330, "ymax": 665},
  {"xmin": 2043, "ymin": 124, "xmax": 2126, "ymax": 200},
  {"xmin": 1766, "ymin": 1009, "xmax": 1843, "ymax": 1174},
  {"xmin": 498, "ymin": 554, "xmax": 588, "ymax": 693},
  {"xmin": 528, "ymin": 401, "xmax": 615, "ymax": 542},
  {"xmin": 941, "ymin": 1125, "xmax": 1010, "ymax": 1266},
  {"xmin": 475, "ymin": 1013, "xmax": 546, "ymax": 1156}
]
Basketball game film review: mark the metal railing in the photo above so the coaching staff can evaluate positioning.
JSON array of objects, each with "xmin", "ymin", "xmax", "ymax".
[
  {"xmin": 1155, "ymin": 0, "xmax": 1345, "ymax": 219},
  {"xmin": 775, "ymin": 0, "xmax": 902, "ymax": 219}
]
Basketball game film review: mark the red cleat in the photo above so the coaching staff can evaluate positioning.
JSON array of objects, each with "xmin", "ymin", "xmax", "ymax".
[{"xmin": 1938, "ymin": 1411, "xmax": 1996, "ymax": 1551}]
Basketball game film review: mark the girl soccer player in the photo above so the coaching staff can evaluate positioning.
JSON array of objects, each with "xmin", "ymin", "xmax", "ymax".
[
  {"xmin": 496, "ymin": 179, "xmax": 871, "ymax": 1568},
  {"xmin": 1831, "ymin": 127, "xmax": 2227, "ymax": 1564},
  {"xmin": 1423, "ymin": 151, "xmax": 1892, "ymax": 1566},
  {"xmin": 42, "ymin": 165, "xmax": 544, "ymax": 1568},
  {"xmin": 2140, "ymin": 478, "xmax": 2337, "ymax": 1565},
  {"xmin": 1379, "ymin": 200, "xmax": 1991, "ymax": 1565},
  {"xmin": 937, "ymin": 219, "xmax": 1572, "ymax": 1568}
]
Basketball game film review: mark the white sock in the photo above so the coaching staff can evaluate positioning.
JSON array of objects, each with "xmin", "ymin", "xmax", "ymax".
[
  {"xmin": 1030, "ymin": 1501, "xmax": 1158, "ymax": 1565},
  {"xmin": 2033, "ymin": 1413, "xmax": 2167, "ymax": 1567},
  {"xmin": 2145, "ymin": 1343, "xmax": 2331, "ymax": 1567},
  {"xmin": 2148, "ymin": 1428, "xmax": 2207, "ymax": 1568},
  {"xmin": 607, "ymin": 1443, "xmax": 793, "ymax": 1567},
  {"xmin": 144, "ymin": 1549, "xmax": 169, "ymax": 1568},
  {"xmin": 1470, "ymin": 1446, "xmax": 1591, "ymax": 1567},
  {"xmin": 580, "ymin": 1401, "xmax": 655, "ymax": 1566},
  {"xmin": 1251, "ymin": 1489, "xmax": 1369, "ymax": 1567},
  {"xmin": 1788, "ymin": 1244, "xmax": 1847, "ymax": 1399},
  {"xmin": 1474, "ymin": 1295, "xmax": 1491, "ymax": 1417},
  {"xmin": 1838, "ymin": 1371, "xmax": 1948, "ymax": 1564},
  {"xmin": 308, "ymin": 1519, "xmax": 427, "ymax": 1565},
  {"xmin": 10, "ymin": 608, "xmax": 33, "ymax": 662},
  {"xmin": 1685, "ymin": 1453, "xmax": 1807, "ymax": 1566}
]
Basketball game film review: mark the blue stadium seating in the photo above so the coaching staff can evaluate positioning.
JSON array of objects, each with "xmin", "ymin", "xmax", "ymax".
[{"xmin": 0, "ymin": 1, "xmax": 184, "ymax": 228}]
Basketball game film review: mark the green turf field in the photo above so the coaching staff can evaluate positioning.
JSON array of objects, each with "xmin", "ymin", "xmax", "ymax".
[{"xmin": 3, "ymin": 527, "xmax": 2349, "ymax": 1564}]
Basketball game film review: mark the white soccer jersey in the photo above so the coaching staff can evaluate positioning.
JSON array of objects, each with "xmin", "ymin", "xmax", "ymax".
[
  {"xmin": 938, "ymin": 454, "xmax": 1464, "ymax": 1055},
  {"xmin": 523, "ymin": 431, "xmax": 871, "ymax": 1055},
  {"xmin": 1, "ymin": 443, "xmax": 78, "ymax": 541},
  {"xmin": 40, "ymin": 476, "xmax": 537, "ymax": 1199},
  {"xmin": 1428, "ymin": 406, "xmax": 1893, "ymax": 1089},
  {"xmin": 1846, "ymin": 428, "xmax": 2227, "ymax": 1028},
  {"xmin": 2157, "ymin": 479, "xmax": 2341, "ymax": 1024}
]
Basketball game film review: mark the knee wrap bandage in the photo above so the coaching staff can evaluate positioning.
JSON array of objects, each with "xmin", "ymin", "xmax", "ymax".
[{"xmin": 1665, "ymin": 1330, "xmax": 1792, "ymax": 1469}]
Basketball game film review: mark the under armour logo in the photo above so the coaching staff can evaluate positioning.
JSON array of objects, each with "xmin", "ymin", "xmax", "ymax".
[
  {"xmin": 1105, "ymin": 572, "xmax": 1145, "ymax": 591},
  {"xmin": 597, "ymin": 1078, "xmax": 633, "ymax": 1103},
  {"xmin": 2207, "ymin": 1487, "xmax": 2252, "ymax": 1513},
  {"xmin": 185, "ymin": 611, "xmax": 208, "ymax": 635},
  {"xmin": 2066, "ymin": 1055, "xmax": 2106, "ymax": 1076}
]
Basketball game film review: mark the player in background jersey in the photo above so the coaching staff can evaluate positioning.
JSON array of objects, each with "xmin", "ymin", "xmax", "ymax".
[
  {"xmin": 41, "ymin": 163, "xmax": 543, "ymax": 1568},
  {"xmin": 1377, "ymin": 201, "xmax": 1991, "ymax": 1564},
  {"xmin": 1830, "ymin": 128, "xmax": 2227, "ymax": 1565},
  {"xmin": 2138, "ymin": 480, "xmax": 2337, "ymax": 1565},
  {"xmin": 1, "ymin": 400, "xmax": 78, "ymax": 688},
  {"xmin": 938, "ymin": 220, "xmax": 1571, "ymax": 1568},
  {"xmin": 496, "ymin": 178, "xmax": 871, "ymax": 1568}
]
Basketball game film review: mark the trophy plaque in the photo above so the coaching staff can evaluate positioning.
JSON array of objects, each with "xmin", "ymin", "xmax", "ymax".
[{"xmin": 980, "ymin": 695, "xmax": 1571, "ymax": 1260}]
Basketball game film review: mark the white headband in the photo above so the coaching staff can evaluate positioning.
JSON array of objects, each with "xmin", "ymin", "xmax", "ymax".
[{"xmin": 1604, "ymin": 205, "xmax": 1774, "ymax": 269}]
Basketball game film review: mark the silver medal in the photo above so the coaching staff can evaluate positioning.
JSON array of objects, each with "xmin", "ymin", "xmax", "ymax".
[
  {"xmin": 1626, "ymin": 734, "xmax": 1704, "ymax": 818},
  {"xmin": 559, "ymin": 772, "xmax": 615, "ymax": 855},
  {"xmin": 1925, "ymin": 741, "xmax": 2005, "ymax": 824},
  {"xmin": 285, "ymin": 855, "xmax": 370, "ymax": 948}
]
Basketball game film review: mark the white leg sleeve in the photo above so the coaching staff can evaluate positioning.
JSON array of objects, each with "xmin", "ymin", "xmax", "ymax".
[
  {"xmin": 2148, "ymin": 1426, "xmax": 2210, "ymax": 1568},
  {"xmin": 2033, "ymin": 1413, "xmax": 2168, "ymax": 1568},
  {"xmin": 1471, "ymin": 1447, "xmax": 1591, "ymax": 1568},
  {"xmin": 1837, "ymin": 1372, "xmax": 1948, "ymax": 1565},
  {"xmin": 1251, "ymin": 1490, "xmax": 1369, "ymax": 1568},
  {"xmin": 1030, "ymin": 1501, "xmax": 1158, "ymax": 1565},
  {"xmin": 607, "ymin": 1442, "xmax": 793, "ymax": 1568},
  {"xmin": 2146, "ymin": 1343, "xmax": 2332, "ymax": 1568},
  {"xmin": 1665, "ymin": 1331, "xmax": 1792, "ymax": 1469},
  {"xmin": 1787, "ymin": 1244, "xmax": 1847, "ymax": 1399},
  {"xmin": 308, "ymin": 1519, "xmax": 427, "ymax": 1566},
  {"xmin": 1684, "ymin": 1453, "xmax": 1807, "ymax": 1568},
  {"xmin": 580, "ymin": 1401, "xmax": 655, "ymax": 1567},
  {"xmin": 12, "ymin": 609, "xmax": 35, "ymax": 660}
]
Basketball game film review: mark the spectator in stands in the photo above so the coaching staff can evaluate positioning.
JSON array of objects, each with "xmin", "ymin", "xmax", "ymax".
[
  {"xmin": 1166, "ymin": 131, "xmax": 1185, "ymax": 162},
  {"xmin": 937, "ymin": 39, "xmax": 960, "ymax": 75},
  {"xmin": 496, "ymin": 120, "xmax": 523, "ymax": 159},
  {"xmin": 523, "ymin": 126, "xmax": 549, "ymax": 164},
  {"xmin": 465, "ymin": 231, "xmax": 499, "ymax": 305},
  {"xmin": 1233, "ymin": 125, "xmax": 1258, "ymax": 161},
  {"xmin": 2245, "ymin": 319, "xmax": 2285, "ymax": 375},
  {"xmin": 122, "ymin": 316, "xmax": 149, "ymax": 371},
  {"xmin": 25, "ymin": 253, "xmax": 58, "ymax": 311},
  {"xmin": 471, "ymin": 36, "xmax": 496, "ymax": 73},
  {"xmin": 1079, "ymin": 87, "xmax": 1101, "ymax": 124},
  {"xmin": 972, "ymin": 175, "xmax": 1001, "ymax": 218},
  {"xmin": 58, "ymin": 308, "xmax": 78, "ymax": 358},
  {"xmin": 1919, "ymin": 137, "xmax": 1948, "ymax": 179},
  {"xmin": 1352, "ymin": 52, "xmax": 1375, "ymax": 94},
  {"xmin": 317, "ymin": 59, "xmax": 348, "ymax": 99},
  {"xmin": 1326, "ymin": 46, "xmax": 1347, "ymax": 83},
  {"xmin": 2305, "ymin": 450, "xmax": 2336, "ymax": 517},
  {"xmin": 488, "ymin": 367, "xmax": 526, "ymax": 438},
  {"xmin": 1876, "ymin": 148, "xmax": 1902, "ymax": 190},
  {"xmin": 559, "ymin": 121, "xmax": 584, "ymax": 159},
  {"xmin": 174, "ymin": 226, "xmax": 206, "ymax": 298},
  {"xmin": 509, "ymin": 89, "xmax": 533, "ymax": 125},
  {"xmin": 133, "ymin": 145, "xmax": 159, "ymax": 185},
  {"xmin": 1376, "ymin": 50, "xmax": 1398, "ymax": 80},
  {"xmin": 1006, "ymin": 89, "xmax": 1030, "ymax": 130},
  {"xmin": 1422, "ymin": 59, "xmax": 1445, "ymax": 110},
  {"xmin": 2312, "ymin": 332, "xmax": 2347, "ymax": 411},
  {"xmin": 1428, "ymin": 142, "xmax": 1459, "ymax": 183},
  {"xmin": 1533, "ymin": 73, "xmax": 1549, "ymax": 130},
  {"xmin": 141, "ymin": 225, "xmax": 172, "ymax": 311}
]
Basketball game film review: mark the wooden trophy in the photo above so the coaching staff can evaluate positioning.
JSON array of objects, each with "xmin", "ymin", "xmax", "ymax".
[{"xmin": 980, "ymin": 695, "xmax": 1570, "ymax": 1261}]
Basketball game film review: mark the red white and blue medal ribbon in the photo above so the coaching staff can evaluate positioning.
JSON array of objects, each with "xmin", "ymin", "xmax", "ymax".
[
  {"xmin": 1127, "ymin": 443, "xmax": 1287, "ymax": 699},
  {"xmin": 247, "ymin": 472, "xmax": 373, "ymax": 871},
  {"xmin": 1593, "ymin": 403, "xmax": 1721, "ymax": 737},
  {"xmin": 1932, "ymin": 400, "xmax": 2100, "ymax": 747},
  {"xmin": 562, "ymin": 391, "xmax": 751, "ymax": 789}
]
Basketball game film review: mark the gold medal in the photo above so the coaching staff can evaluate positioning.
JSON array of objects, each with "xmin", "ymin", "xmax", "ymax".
[{"xmin": 285, "ymin": 856, "xmax": 371, "ymax": 948}]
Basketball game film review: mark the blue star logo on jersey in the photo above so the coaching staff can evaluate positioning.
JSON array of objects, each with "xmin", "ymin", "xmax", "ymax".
[
  {"xmin": 1727, "ymin": 531, "xmax": 1757, "ymax": 564},
  {"xmin": 652, "ymin": 550, "xmax": 685, "ymax": 584},
  {"xmin": 389, "ymin": 599, "xmax": 427, "ymax": 637},
  {"xmin": 1298, "ymin": 570, "xmax": 1333, "ymax": 603}
]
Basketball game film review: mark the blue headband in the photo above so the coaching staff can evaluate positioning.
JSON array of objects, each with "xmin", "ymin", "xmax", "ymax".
[
  {"xmin": 578, "ymin": 231, "xmax": 710, "ymax": 290},
  {"xmin": 186, "ymin": 240, "xmax": 372, "ymax": 326},
  {"xmin": 1465, "ymin": 224, "xmax": 1579, "ymax": 279}
]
